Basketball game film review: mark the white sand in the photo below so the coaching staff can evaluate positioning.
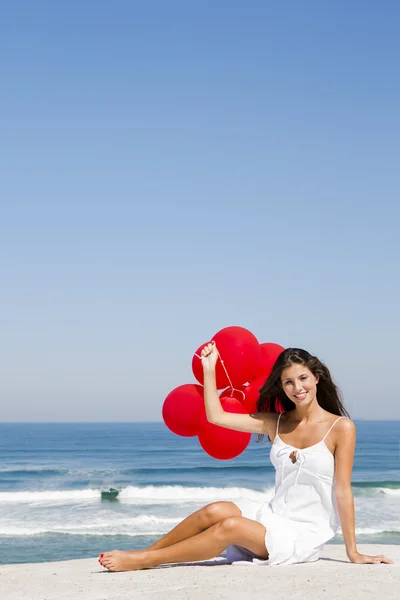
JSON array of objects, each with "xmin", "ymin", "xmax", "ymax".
[{"xmin": 0, "ymin": 544, "xmax": 398, "ymax": 600}]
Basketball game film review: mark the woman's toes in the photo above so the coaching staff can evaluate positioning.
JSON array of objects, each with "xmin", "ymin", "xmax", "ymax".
[
  {"xmin": 98, "ymin": 552, "xmax": 113, "ymax": 568},
  {"xmin": 103, "ymin": 559, "xmax": 116, "ymax": 571}
]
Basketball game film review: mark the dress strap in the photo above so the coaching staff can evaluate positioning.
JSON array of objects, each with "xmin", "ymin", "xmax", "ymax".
[
  {"xmin": 322, "ymin": 416, "xmax": 345, "ymax": 441},
  {"xmin": 275, "ymin": 412, "xmax": 284, "ymax": 436}
]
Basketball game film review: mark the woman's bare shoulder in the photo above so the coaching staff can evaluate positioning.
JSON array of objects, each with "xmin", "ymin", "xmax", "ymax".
[
  {"xmin": 335, "ymin": 416, "xmax": 356, "ymax": 434},
  {"xmin": 329, "ymin": 415, "xmax": 356, "ymax": 454}
]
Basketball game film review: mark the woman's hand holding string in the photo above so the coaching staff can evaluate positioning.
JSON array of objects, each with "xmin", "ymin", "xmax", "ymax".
[{"xmin": 200, "ymin": 341, "xmax": 219, "ymax": 372}]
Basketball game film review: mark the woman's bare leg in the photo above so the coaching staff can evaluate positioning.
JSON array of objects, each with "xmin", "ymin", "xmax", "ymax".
[
  {"xmin": 122, "ymin": 501, "xmax": 241, "ymax": 554},
  {"xmin": 99, "ymin": 516, "xmax": 268, "ymax": 571},
  {"xmin": 146, "ymin": 501, "xmax": 241, "ymax": 551}
]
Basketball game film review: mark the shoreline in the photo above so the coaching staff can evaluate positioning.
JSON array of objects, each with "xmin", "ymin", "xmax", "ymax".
[{"xmin": 1, "ymin": 544, "xmax": 398, "ymax": 600}]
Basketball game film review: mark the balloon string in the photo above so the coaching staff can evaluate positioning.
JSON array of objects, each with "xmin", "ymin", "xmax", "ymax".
[
  {"xmin": 194, "ymin": 347, "xmax": 245, "ymax": 399},
  {"xmin": 223, "ymin": 387, "xmax": 246, "ymax": 401}
]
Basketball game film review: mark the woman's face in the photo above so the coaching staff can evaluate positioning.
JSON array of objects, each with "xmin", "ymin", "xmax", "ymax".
[{"xmin": 280, "ymin": 363, "xmax": 319, "ymax": 405}]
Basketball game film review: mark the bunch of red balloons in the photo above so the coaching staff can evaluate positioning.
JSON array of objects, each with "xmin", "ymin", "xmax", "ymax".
[{"xmin": 162, "ymin": 326, "xmax": 285, "ymax": 460}]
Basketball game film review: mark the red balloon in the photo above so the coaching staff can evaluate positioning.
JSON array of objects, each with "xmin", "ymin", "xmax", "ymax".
[
  {"xmin": 212, "ymin": 326, "xmax": 261, "ymax": 388},
  {"xmin": 162, "ymin": 384, "xmax": 204, "ymax": 437},
  {"xmin": 253, "ymin": 342, "xmax": 285, "ymax": 378},
  {"xmin": 192, "ymin": 342, "xmax": 211, "ymax": 386},
  {"xmin": 198, "ymin": 397, "xmax": 251, "ymax": 460},
  {"xmin": 241, "ymin": 375, "xmax": 268, "ymax": 413}
]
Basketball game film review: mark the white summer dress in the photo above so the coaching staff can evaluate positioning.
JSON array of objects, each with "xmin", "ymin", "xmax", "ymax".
[{"xmin": 225, "ymin": 413, "xmax": 346, "ymax": 566}]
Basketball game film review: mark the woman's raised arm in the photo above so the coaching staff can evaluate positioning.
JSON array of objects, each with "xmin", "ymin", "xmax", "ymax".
[{"xmin": 202, "ymin": 342, "xmax": 274, "ymax": 436}]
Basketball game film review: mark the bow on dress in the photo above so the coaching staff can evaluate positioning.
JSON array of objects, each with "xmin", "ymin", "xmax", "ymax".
[{"xmin": 276, "ymin": 446, "xmax": 306, "ymax": 495}]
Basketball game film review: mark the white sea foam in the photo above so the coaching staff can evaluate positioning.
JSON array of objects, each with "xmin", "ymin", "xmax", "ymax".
[
  {"xmin": 1, "ymin": 483, "xmax": 399, "ymax": 506},
  {"xmin": 0, "ymin": 515, "xmax": 183, "ymax": 536},
  {"xmin": 378, "ymin": 488, "xmax": 400, "ymax": 496},
  {"xmin": 1, "ymin": 520, "xmax": 399, "ymax": 538},
  {"xmin": 0, "ymin": 526, "xmax": 47, "ymax": 536},
  {"xmin": 338, "ymin": 525, "xmax": 400, "ymax": 535},
  {"xmin": 0, "ymin": 489, "xmax": 100, "ymax": 503},
  {"xmin": 118, "ymin": 485, "xmax": 270, "ymax": 504},
  {"xmin": 0, "ymin": 485, "xmax": 271, "ymax": 505}
]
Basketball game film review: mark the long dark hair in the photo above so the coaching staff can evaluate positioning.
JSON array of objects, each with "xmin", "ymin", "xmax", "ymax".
[{"xmin": 256, "ymin": 348, "xmax": 350, "ymax": 439}]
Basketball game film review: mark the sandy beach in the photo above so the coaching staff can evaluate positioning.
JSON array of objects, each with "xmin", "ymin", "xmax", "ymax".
[{"xmin": 0, "ymin": 544, "xmax": 398, "ymax": 600}]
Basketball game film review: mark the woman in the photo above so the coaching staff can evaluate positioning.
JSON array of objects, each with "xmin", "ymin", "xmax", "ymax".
[{"xmin": 99, "ymin": 345, "xmax": 394, "ymax": 570}]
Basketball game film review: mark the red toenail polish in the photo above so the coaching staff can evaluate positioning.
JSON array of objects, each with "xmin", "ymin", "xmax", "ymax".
[{"xmin": 100, "ymin": 554, "xmax": 103, "ymax": 557}]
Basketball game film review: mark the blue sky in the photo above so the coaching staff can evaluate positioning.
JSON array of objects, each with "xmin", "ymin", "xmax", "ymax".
[{"xmin": 1, "ymin": 1, "xmax": 399, "ymax": 421}]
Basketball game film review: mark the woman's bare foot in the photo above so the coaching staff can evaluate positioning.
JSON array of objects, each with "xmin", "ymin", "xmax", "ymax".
[{"xmin": 99, "ymin": 550, "xmax": 150, "ymax": 571}]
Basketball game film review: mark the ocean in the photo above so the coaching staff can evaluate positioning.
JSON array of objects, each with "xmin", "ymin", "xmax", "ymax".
[{"xmin": 0, "ymin": 421, "xmax": 399, "ymax": 565}]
